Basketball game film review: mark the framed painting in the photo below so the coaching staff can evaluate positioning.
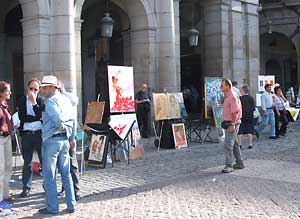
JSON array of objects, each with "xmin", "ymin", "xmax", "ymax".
[
  {"xmin": 167, "ymin": 93, "xmax": 181, "ymax": 120},
  {"xmin": 204, "ymin": 77, "xmax": 224, "ymax": 118},
  {"xmin": 212, "ymin": 105, "xmax": 225, "ymax": 143},
  {"xmin": 108, "ymin": 65, "xmax": 135, "ymax": 113},
  {"xmin": 172, "ymin": 123, "xmax": 188, "ymax": 149},
  {"xmin": 88, "ymin": 134, "xmax": 108, "ymax": 164},
  {"xmin": 258, "ymin": 75, "xmax": 275, "ymax": 92}
]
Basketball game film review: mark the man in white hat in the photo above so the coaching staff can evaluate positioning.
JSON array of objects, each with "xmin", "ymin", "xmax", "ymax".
[{"xmin": 38, "ymin": 75, "xmax": 76, "ymax": 214}]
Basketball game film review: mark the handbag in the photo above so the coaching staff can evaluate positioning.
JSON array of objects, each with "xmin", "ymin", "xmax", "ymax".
[{"xmin": 221, "ymin": 121, "xmax": 231, "ymax": 129}]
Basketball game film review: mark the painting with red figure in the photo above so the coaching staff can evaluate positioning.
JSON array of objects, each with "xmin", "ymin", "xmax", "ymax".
[{"xmin": 108, "ymin": 65, "xmax": 135, "ymax": 113}]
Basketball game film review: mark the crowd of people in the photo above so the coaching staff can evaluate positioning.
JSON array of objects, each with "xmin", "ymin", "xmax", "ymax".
[
  {"xmin": 0, "ymin": 75, "xmax": 79, "ymax": 214},
  {"xmin": 220, "ymin": 79, "xmax": 291, "ymax": 173}
]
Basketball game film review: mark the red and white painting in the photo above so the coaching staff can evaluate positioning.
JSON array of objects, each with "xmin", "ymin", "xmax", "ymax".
[{"xmin": 108, "ymin": 65, "xmax": 135, "ymax": 113}]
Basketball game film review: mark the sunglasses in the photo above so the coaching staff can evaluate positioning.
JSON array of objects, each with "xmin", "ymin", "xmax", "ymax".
[{"xmin": 29, "ymin": 87, "xmax": 39, "ymax": 92}]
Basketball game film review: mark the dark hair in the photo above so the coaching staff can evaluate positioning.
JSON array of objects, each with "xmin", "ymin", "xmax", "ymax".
[
  {"xmin": 274, "ymin": 86, "xmax": 281, "ymax": 94},
  {"xmin": 241, "ymin": 84, "xmax": 249, "ymax": 94},
  {"xmin": 232, "ymin": 81, "xmax": 238, "ymax": 86},
  {"xmin": 264, "ymin": 83, "xmax": 271, "ymax": 90},
  {"xmin": 0, "ymin": 81, "xmax": 10, "ymax": 93},
  {"xmin": 28, "ymin": 78, "xmax": 41, "ymax": 87},
  {"xmin": 222, "ymin": 79, "xmax": 232, "ymax": 89}
]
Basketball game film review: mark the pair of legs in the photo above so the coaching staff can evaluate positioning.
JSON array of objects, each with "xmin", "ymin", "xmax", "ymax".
[
  {"xmin": 59, "ymin": 148, "xmax": 80, "ymax": 199},
  {"xmin": 0, "ymin": 136, "xmax": 12, "ymax": 201},
  {"xmin": 21, "ymin": 133, "xmax": 42, "ymax": 193},
  {"xmin": 42, "ymin": 136, "xmax": 76, "ymax": 213},
  {"xmin": 238, "ymin": 122, "xmax": 254, "ymax": 148},
  {"xmin": 137, "ymin": 110, "xmax": 149, "ymax": 138},
  {"xmin": 256, "ymin": 108, "xmax": 276, "ymax": 138},
  {"xmin": 275, "ymin": 110, "xmax": 288, "ymax": 136},
  {"xmin": 224, "ymin": 124, "xmax": 243, "ymax": 169}
]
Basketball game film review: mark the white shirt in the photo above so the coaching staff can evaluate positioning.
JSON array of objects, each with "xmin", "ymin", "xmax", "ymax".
[
  {"xmin": 23, "ymin": 96, "xmax": 42, "ymax": 131},
  {"xmin": 232, "ymin": 87, "xmax": 241, "ymax": 96},
  {"xmin": 61, "ymin": 90, "xmax": 78, "ymax": 120},
  {"xmin": 261, "ymin": 91, "xmax": 274, "ymax": 111}
]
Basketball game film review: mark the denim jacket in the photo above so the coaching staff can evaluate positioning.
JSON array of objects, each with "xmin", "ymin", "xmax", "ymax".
[{"xmin": 42, "ymin": 91, "xmax": 75, "ymax": 142}]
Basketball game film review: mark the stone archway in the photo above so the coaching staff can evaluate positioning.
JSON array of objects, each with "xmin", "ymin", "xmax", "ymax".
[{"xmin": 260, "ymin": 32, "xmax": 298, "ymax": 91}]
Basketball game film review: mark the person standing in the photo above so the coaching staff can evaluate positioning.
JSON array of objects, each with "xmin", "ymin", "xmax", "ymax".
[
  {"xmin": 237, "ymin": 84, "xmax": 255, "ymax": 149},
  {"xmin": 232, "ymin": 81, "xmax": 241, "ymax": 96},
  {"xmin": 255, "ymin": 84, "xmax": 276, "ymax": 139},
  {"xmin": 38, "ymin": 75, "xmax": 76, "ymax": 214},
  {"xmin": 0, "ymin": 81, "xmax": 14, "ymax": 202},
  {"xmin": 274, "ymin": 86, "xmax": 289, "ymax": 137},
  {"xmin": 221, "ymin": 79, "xmax": 244, "ymax": 173},
  {"xmin": 135, "ymin": 83, "xmax": 151, "ymax": 138},
  {"xmin": 57, "ymin": 80, "xmax": 80, "ymax": 201},
  {"xmin": 18, "ymin": 79, "xmax": 44, "ymax": 198}
]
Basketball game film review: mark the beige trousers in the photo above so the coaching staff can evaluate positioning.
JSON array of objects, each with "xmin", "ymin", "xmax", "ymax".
[{"xmin": 0, "ymin": 135, "xmax": 12, "ymax": 201}]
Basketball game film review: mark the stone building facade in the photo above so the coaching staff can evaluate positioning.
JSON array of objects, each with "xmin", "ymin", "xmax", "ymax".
[{"xmin": 0, "ymin": 0, "xmax": 262, "ymax": 121}]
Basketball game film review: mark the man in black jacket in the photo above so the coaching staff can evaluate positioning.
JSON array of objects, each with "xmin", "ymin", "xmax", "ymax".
[{"xmin": 18, "ymin": 79, "xmax": 44, "ymax": 198}]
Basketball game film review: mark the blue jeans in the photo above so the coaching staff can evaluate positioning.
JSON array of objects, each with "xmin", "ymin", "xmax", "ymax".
[
  {"xmin": 256, "ymin": 108, "xmax": 276, "ymax": 137},
  {"xmin": 42, "ymin": 136, "xmax": 76, "ymax": 213}
]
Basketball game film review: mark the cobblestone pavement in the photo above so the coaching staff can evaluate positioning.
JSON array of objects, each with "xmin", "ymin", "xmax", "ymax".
[{"xmin": 7, "ymin": 122, "xmax": 300, "ymax": 218}]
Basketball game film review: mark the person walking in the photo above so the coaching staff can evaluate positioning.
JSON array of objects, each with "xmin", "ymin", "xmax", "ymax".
[
  {"xmin": 221, "ymin": 79, "xmax": 244, "ymax": 173},
  {"xmin": 57, "ymin": 80, "xmax": 80, "ymax": 201},
  {"xmin": 237, "ymin": 84, "xmax": 255, "ymax": 149},
  {"xmin": 255, "ymin": 84, "xmax": 276, "ymax": 139},
  {"xmin": 274, "ymin": 86, "xmax": 289, "ymax": 137},
  {"xmin": 38, "ymin": 75, "xmax": 76, "ymax": 214},
  {"xmin": 0, "ymin": 81, "xmax": 14, "ymax": 202},
  {"xmin": 135, "ymin": 83, "xmax": 151, "ymax": 138},
  {"xmin": 18, "ymin": 79, "xmax": 44, "ymax": 198}
]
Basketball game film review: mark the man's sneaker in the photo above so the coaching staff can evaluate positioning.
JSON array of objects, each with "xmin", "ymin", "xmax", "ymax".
[
  {"xmin": 233, "ymin": 162, "xmax": 245, "ymax": 169},
  {"xmin": 248, "ymin": 145, "xmax": 253, "ymax": 149},
  {"xmin": 254, "ymin": 130, "xmax": 259, "ymax": 139},
  {"xmin": 269, "ymin": 136, "xmax": 277, "ymax": 140},
  {"xmin": 222, "ymin": 166, "xmax": 234, "ymax": 173}
]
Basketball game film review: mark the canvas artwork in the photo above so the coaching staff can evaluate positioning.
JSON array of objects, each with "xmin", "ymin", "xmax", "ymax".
[
  {"xmin": 109, "ymin": 113, "xmax": 144, "ymax": 160},
  {"xmin": 258, "ymin": 75, "xmax": 275, "ymax": 92},
  {"xmin": 108, "ymin": 65, "xmax": 135, "ymax": 113},
  {"xmin": 153, "ymin": 93, "xmax": 169, "ymax": 120},
  {"xmin": 172, "ymin": 123, "xmax": 188, "ymax": 149},
  {"xmin": 84, "ymin": 101, "xmax": 105, "ymax": 130},
  {"xmin": 174, "ymin": 92, "xmax": 188, "ymax": 117},
  {"xmin": 168, "ymin": 93, "xmax": 181, "ymax": 119},
  {"xmin": 205, "ymin": 77, "xmax": 224, "ymax": 118},
  {"xmin": 212, "ymin": 105, "xmax": 225, "ymax": 143},
  {"xmin": 89, "ymin": 134, "xmax": 107, "ymax": 162}
]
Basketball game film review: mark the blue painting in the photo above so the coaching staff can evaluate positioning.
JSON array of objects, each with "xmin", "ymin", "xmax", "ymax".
[{"xmin": 205, "ymin": 77, "xmax": 224, "ymax": 118}]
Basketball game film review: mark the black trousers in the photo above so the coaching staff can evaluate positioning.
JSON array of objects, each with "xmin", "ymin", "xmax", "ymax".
[
  {"xmin": 61, "ymin": 148, "xmax": 80, "ymax": 194},
  {"xmin": 137, "ymin": 109, "xmax": 149, "ymax": 137},
  {"xmin": 275, "ymin": 110, "xmax": 289, "ymax": 136},
  {"xmin": 21, "ymin": 133, "xmax": 42, "ymax": 191}
]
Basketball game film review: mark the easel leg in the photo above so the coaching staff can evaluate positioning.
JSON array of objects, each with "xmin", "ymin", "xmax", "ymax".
[{"xmin": 158, "ymin": 121, "xmax": 164, "ymax": 152}]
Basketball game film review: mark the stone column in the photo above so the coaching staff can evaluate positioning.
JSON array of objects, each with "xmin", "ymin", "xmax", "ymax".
[
  {"xmin": 75, "ymin": 19, "xmax": 83, "ymax": 125},
  {"xmin": 51, "ymin": 0, "xmax": 76, "ymax": 93},
  {"xmin": 244, "ymin": 1, "xmax": 260, "ymax": 96},
  {"xmin": 156, "ymin": 0, "xmax": 178, "ymax": 92},
  {"xmin": 203, "ymin": 0, "xmax": 231, "ymax": 77},
  {"xmin": 174, "ymin": 0, "xmax": 181, "ymax": 89},
  {"xmin": 21, "ymin": 16, "xmax": 51, "ymax": 82}
]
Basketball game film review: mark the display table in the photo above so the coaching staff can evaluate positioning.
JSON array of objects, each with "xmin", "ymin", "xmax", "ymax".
[{"xmin": 286, "ymin": 107, "xmax": 300, "ymax": 121}]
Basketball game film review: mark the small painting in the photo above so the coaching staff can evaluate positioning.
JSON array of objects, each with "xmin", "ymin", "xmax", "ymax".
[
  {"xmin": 88, "ymin": 135, "xmax": 107, "ymax": 162},
  {"xmin": 172, "ymin": 123, "xmax": 188, "ymax": 149},
  {"xmin": 108, "ymin": 65, "xmax": 135, "ymax": 113},
  {"xmin": 153, "ymin": 93, "xmax": 169, "ymax": 120}
]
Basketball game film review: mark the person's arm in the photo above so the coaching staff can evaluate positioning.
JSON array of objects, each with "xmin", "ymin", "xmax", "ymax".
[
  {"xmin": 18, "ymin": 97, "xmax": 39, "ymax": 123},
  {"xmin": 261, "ymin": 94, "xmax": 266, "ymax": 111},
  {"xmin": 32, "ymin": 96, "xmax": 44, "ymax": 119}
]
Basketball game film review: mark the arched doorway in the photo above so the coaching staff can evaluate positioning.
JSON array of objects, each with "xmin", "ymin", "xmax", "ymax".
[
  {"xmin": 260, "ymin": 32, "xmax": 298, "ymax": 92},
  {"xmin": 80, "ymin": 0, "xmax": 130, "ymax": 119},
  {"xmin": 0, "ymin": 2, "xmax": 24, "ymax": 109}
]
